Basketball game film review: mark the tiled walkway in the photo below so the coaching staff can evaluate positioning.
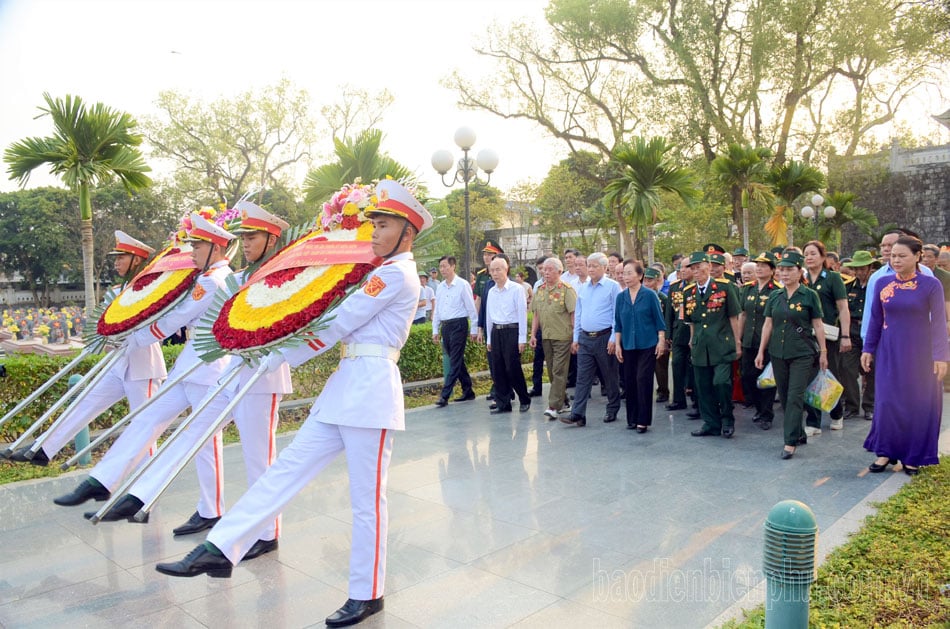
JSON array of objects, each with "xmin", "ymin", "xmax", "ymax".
[{"xmin": 1, "ymin": 389, "xmax": 946, "ymax": 628}]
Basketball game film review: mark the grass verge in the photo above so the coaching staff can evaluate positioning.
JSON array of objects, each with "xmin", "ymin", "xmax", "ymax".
[{"xmin": 722, "ymin": 457, "xmax": 950, "ymax": 628}]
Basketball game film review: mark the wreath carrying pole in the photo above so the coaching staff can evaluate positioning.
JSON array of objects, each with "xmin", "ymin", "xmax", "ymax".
[
  {"xmin": 130, "ymin": 362, "xmax": 270, "ymax": 523},
  {"xmin": 3, "ymin": 348, "xmax": 125, "ymax": 457},
  {"xmin": 0, "ymin": 347, "xmax": 96, "ymax": 442},
  {"xmin": 89, "ymin": 360, "xmax": 245, "ymax": 524},
  {"xmin": 60, "ymin": 359, "xmax": 206, "ymax": 471}
]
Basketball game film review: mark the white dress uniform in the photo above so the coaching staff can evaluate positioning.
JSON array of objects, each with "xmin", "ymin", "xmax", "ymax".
[
  {"xmin": 207, "ymin": 251, "xmax": 419, "ymax": 599},
  {"xmin": 128, "ymin": 265, "xmax": 292, "ymax": 538},
  {"xmin": 39, "ymin": 311, "xmax": 167, "ymax": 458}
]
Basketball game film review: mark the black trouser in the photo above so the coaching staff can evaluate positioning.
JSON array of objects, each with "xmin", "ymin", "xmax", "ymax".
[
  {"xmin": 740, "ymin": 349, "xmax": 776, "ymax": 421},
  {"xmin": 439, "ymin": 318, "xmax": 473, "ymax": 401},
  {"xmin": 490, "ymin": 326, "xmax": 530, "ymax": 409},
  {"xmin": 671, "ymin": 343, "xmax": 692, "ymax": 406},
  {"xmin": 655, "ymin": 349, "xmax": 670, "ymax": 399},
  {"xmin": 806, "ymin": 338, "xmax": 843, "ymax": 425},
  {"xmin": 840, "ymin": 335, "xmax": 874, "ymax": 415},
  {"xmin": 571, "ymin": 332, "xmax": 621, "ymax": 419},
  {"xmin": 773, "ymin": 354, "xmax": 818, "ymax": 447},
  {"xmin": 622, "ymin": 347, "xmax": 657, "ymax": 426},
  {"xmin": 531, "ymin": 327, "xmax": 545, "ymax": 391}
]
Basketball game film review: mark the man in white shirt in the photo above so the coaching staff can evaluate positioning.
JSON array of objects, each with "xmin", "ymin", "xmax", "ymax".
[
  {"xmin": 413, "ymin": 273, "xmax": 435, "ymax": 324},
  {"xmin": 432, "ymin": 255, "xmax": 478, "ymax": 406},
  {"xmin": 561, "ymin": 248, "xmax": 580, "ymax": 287},
  {"xmin": 485, "ymin": 255, "xmax": 530, "ymax": 414}
]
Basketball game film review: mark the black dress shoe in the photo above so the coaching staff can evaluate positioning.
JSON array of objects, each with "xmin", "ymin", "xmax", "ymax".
[
  {"xmin": 489, "ymin": 407, "xmax": 512, "ymax": 414},
  {"xmin": 453, "ymin": 391, "xmax": 476, "ymax": 402},
  {"xmin": 636, "ymin": 426, "xmax": 648, "ymax": 434},
  {"xmin": 243, "ymin": 538, "xmax": 278, "ymax": 561},
  {"xmin": 559, "ymin": 415, "xmax": 586, "ymax": 427},
  {"xmin": 435, "ymin": 398, "xmax": 448, "ymax": 408},
  {"xmin": 781, "ymin": 448, "xmax": 795, "ymax": 460},
  {"xmin": 528, "ymin": 388, "xmax": 542, "ymax": 397},
  {"xmin": 686, "ymin": 410, "xmax": 701, "ymax": 419},
  {"xmin": 863, "ymin": 411, "xmax": 873, "ymax": 420},
  {"xmin": 156, "ymin": 545, "xmax": 233, "ymax": 578},
  {"xmin": 760, "ymin": 420, "xmax": 772, "ymax": 430},
  {"xmin": 868, "ymin": 458, "xmax": 897, "ymax": 473},
  {"xmin": 85, "ymin": 494, "xmax": 146, "ymax": 522},
  {"xmin": 325, "ymin": 597, "xmax": 384, "ymax": 627},
  {"xmin": 603, "ymin": 414, "xmax": 617, "ymax": 423},
  {"xmin": 53, "ymin": 479, "xmax": 110, "ymax": 506},
  {"xmin": 666, "ymin": 403, "xmax": 687, "ymax": 411},
  {"xmin": 173, "ymin": 511, "xmax": 221, "ymax": 536},
  {"xmin": 519, "ymin": 403, "xmax": 530, "ymax": 412},
  {"xmin": 656, "ymin": 395, "xmax": 669, "ymax": 403},
  {"xmin": 722, "ymin": 427, "xmax": 735, "ymax": 439},
  {"xmin": 691, "ymin": 428, "xmax": 721, "ymax": 437},
  {"xmin": 797, "ymin": 436, "xmax": 808, "ymax": 445},
  {"xmin": 10, "ymin": 445, "xmax": 50, "ymax": 467}
]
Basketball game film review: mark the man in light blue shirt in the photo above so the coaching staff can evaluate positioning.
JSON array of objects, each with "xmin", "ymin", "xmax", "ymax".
[{"xmin": 561, "ymin": 252, "xmax": 621, "ymax": 426}]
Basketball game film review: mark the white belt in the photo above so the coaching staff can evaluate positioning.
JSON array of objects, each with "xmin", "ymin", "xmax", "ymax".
[{"xmin": 340, "ymin": 343, "xmax": 400, "ymax": 362}]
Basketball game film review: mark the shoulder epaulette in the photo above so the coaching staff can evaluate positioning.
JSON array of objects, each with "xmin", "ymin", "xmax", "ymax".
[
  {"xmin": 716, "ymin": 277, "xmax": 731, "ymax": 284},
  {"xmin": 773, "ymin": 280, "xmax": 784, "ymax": 288},
  {"xmin": 743, "ymin": 280, "xmax": 754, "ymax": 287},
  {"xmin": 684, "ymin": 282, "xmax": 697, "ymax": 290}
]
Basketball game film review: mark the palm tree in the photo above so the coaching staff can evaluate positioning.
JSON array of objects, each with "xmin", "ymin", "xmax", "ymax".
[
  {"xmin": 4, "ymin": 93, "xmax": 152, "ymax": 312},
  {"xmin": 603, "ymin": 137, "xmax": 700, "ymax": 263},
  {"xmin": 303, "ymin": 129, "xmax": 414, "ymax": 204},
  {"xmin": 765, "ymin": 160, "xmax": 826, "ymax": 248},
  {"xmin": 709, "ymin": 144, "xmax": 774, "ymax": 249},
  {"xmin": 818, "ymin": 191, "xmax": 878, "ymax": 252}
]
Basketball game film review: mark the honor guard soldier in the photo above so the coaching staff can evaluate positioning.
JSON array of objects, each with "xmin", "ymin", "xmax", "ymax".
[
  {"xmin": 96, "ymin": 204, "xmax": 293, "ymax": 556},
  {"xmin": 53, "ymin": 214, "xmax": 235, "ymax": 515},
  {"xmin": 156, "ymin": 179, "xmax": 434, "ymax": 629},
  {"xmin": 738, "ymin": 252, "xmax": 781, "ymax": 429},
  {"xmin": 7, "ymin": 231, "xmax": 166, "ymax": 466},
  {"xmin": 473, "ymin": 239, "xmax": 503, "ymax": 311},
  {"xmin": 682, "ymin": 252, "xmax": 742, "ymax": 438}
]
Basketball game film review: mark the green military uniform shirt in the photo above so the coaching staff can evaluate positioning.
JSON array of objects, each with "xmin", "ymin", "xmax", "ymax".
[
  {"xmin": 740, "ymin": 278, "xmax": 781, "ymax": 350},
  {"xmin": 683, "ymin": 277, "xmax": 741, "ymax": 366},
  {"xmin": 530, "ymin": 280, "xmax": 576, "ymax": 341},
  {"xmin": 667, "ymin": 279, "xmax": 691, "ymax": 346},
  {"xmin": 763, "ymin": 285, "xmax": 824, "ymax": 360},
  {"xmin": 802, "ymin": 268, "xmax": 847, "ymax": 326},
  {"xmin": 473, "ymin": 267, "xmax": 491, "ymax": 301},
  {"xmin": 844, "ymin": 275, "xmax": 866, "ymax": 339}
]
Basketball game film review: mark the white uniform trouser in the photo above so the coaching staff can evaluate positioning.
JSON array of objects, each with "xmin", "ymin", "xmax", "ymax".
[
  {"xmin": 207, "ymin": 420, "xmax": 393, "ymax": 600},
  {"xmin": 40, "ymin": 370, "xmax": 160, "ymax": 458},
  {"xmin": 90, "ymin": 382, "xmax": 213, "ymax": 499},
  {"xmin": 130, "ymin": 391, "xmax": 282, "ymax": 539}
]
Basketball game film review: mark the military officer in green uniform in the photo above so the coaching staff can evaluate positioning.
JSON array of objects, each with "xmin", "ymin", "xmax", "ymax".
[
  {"xmin": 683, "ymin": 252, "xmax": 742, "ymax": 438},
  {"xmin": 644, "ymin": 267, "xmax": 671, "ymax": 403},
  {"xmin": 738, "ymin": 252, "xmax": 781, "ymax": 429},
  {"xmin": 839, "ymin": 251, "xmax": 875, "ymax": 420},
  {"xmin": 705, "ymin": 244, "xmax": 737, "ymax": 283},
  {"xmin": 473, "ymin": 240, "xmax": 503, "ymax": 311},
  {"xmin": 732, "ymin": 247, "xmax": 749, "ymax": 276},
  {"xmin": 756, "ymin": 250, "xmax": 828, "ymax": 459},
  {"xmin": 666, "ymin": 261, "xmax": 694, "ymax": 411}
]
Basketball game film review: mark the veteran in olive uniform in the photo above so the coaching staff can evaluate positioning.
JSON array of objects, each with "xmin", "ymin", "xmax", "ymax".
[
  {"xmin": 682, "ymin": 252, "xmax": 742, "ymax": 438},
  {"xmin": 529, "ymin": 257, "xmax": 577, "ymax": 418},
  {"xmin": 839, "ymin": 251, "xmax": 876, "ymax": 420},
  {"xmin": 738, "ymin": 252, "xmax": 781, "ymax": 429},
  {"xmin": 756, "ymin": 250, "xmax": 828, "ymax": 459},
  {"xmin": 644, "ymin": 267, "xmax": 671, "ymax": 403},
  {"xmin": 666, "ymin": 262, "xmax": 695, "ymax": 411}
]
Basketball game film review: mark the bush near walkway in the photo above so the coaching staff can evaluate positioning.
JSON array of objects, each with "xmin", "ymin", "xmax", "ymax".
[{"xmin": 723, "ymin": 457, "xmax": 950, "ymax": 628}]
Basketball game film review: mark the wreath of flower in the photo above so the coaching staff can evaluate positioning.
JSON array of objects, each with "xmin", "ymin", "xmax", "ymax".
[{"xmin": 193, "ymin": 180, "xmax": 386, "ymax": 360}]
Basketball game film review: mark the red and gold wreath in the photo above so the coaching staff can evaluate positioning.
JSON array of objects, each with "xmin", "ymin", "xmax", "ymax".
[
  {"xmin": 97, "ymin": 247, "xmax": 199, "ymax": 337},
  {"xmin": 211, "ymin": 221, "xmax": 381, "ymax": 351}
]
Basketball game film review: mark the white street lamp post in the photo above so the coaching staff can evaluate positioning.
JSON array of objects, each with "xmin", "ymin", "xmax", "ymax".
[
  {"xmin": 799, "ymin": 193, "xmax": 836, "ymax": 241},
  {"xmin": 431, "ymin": 127, "xmax": 499, "ymax": 282}
]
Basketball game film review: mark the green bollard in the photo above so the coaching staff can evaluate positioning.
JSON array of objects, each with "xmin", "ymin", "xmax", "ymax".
[
  {"xmin": 67, "ymin": 374, "xmax": 92, "ymax": 466},
  {"xmin": 763, "ymin": 500, "xmax": 818, "ymax": 629}
]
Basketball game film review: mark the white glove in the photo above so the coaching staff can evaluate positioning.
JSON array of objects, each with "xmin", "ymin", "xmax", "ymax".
[{"xmin": 260, "ymin": 351, "xmax": 286, "ymax": 373}]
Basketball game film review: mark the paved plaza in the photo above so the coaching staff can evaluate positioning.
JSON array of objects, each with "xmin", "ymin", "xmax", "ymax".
[{"xmin": 1, "ymin": 388, "xmax": 946, "ymax": 628}]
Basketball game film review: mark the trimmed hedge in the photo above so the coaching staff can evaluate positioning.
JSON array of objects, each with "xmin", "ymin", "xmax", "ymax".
[{"xmin": 1, "ymin": 324, "xmax": 534, "ymax": 443}]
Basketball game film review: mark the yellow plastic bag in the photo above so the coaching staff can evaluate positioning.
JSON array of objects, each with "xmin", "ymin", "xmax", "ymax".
[
  {"xmin": 804, "ymin": 369, "xmax": 844, "ymax": 412},
  {"xmin": 757, "ymin": 362, "xmax": 776, "ymax": 389}
]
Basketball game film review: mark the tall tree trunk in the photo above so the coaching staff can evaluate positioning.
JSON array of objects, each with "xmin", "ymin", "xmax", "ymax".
[
  {"xmin": 647, "ymin": 223, "xmax": 656, "ymax": 266},
  {"xmin": 79, "ymin": 183, "xmax": 97, "ymax": 315}
]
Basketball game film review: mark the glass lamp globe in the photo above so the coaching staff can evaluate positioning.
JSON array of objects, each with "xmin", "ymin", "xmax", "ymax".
[
  {"xmin": 454, "ymin": 127, "xmax": 476, "ymax": 150},
  {"xmin": 431, "ymin": 150, "xmax": 454, "ymax": 175},
  {"xmin": 801, "ymin": 206, "xmax": 815, "ymax": 219},
  {"xmin": 476, "ymin": 149, "xmax": 499, "ymax": 173}
]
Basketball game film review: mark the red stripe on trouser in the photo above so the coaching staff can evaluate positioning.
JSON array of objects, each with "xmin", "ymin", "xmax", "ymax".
[
  {"xmin": 371, "ymin": 429, "xmax": 387, "ymax": 599},
  {"xmin": 268, "ymin": 394, "xmax": 281, "ymax": 538},
  {"xmin": 213, "ymin": 432, "xmax": 223, "ymax": 516}
]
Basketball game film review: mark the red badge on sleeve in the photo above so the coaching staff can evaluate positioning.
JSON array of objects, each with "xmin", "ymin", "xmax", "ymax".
[
  {"xmin": 192, "ymin": 284, "xmax": 207, "ymax": 301},
  {"xmin": 363, "ymin": 275, "xmax": 386, "ymax": 297}
]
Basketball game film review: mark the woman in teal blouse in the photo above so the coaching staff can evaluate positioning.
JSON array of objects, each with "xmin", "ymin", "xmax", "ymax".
[{"xmin": 615, "ymin": 259, "xmax": 667, "ymax": 432}]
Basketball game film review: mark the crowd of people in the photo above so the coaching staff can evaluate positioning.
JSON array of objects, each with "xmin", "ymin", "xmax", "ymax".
[
  {"xmin": 429, "ymin": 232, "xmax": 949, "ymax": 470},
  {"xmin": 1, "ymin": 306, "xmax": 85, "ymax": 343}
]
